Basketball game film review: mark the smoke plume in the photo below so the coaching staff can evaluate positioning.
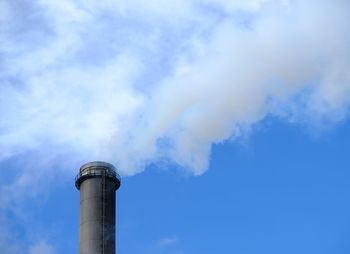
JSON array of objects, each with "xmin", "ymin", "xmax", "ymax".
[
  {"xmin": 1, "ymin": 1, "xmax": 350, "ymax": 252},
  {"xmin": 1, "ymin": 0, "xmax": 350, "ymax": 177}
]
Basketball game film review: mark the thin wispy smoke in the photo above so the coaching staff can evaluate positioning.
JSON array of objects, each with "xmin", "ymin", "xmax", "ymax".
[{"xmin": 1, "ymin": 0, "xmax": 350, "ymax": 178}]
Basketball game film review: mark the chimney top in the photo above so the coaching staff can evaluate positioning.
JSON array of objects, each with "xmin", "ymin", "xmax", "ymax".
[{"xmin": 75, "ymin": 161, "xmax": 121, "ymax": 190}]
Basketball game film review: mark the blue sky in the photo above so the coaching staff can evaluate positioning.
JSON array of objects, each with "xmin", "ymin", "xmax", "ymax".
[
  {"xmin": 1, "ymin": 1, "xmax": 350, "ymax": 253},
  {"xmin": 2, "ymin": 116, "xmax": 350, "ymax": 254}
]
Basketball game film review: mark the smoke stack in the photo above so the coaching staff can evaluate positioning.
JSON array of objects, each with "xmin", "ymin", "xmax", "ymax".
[{"xmin": 75, "ymin": 161, "xmax": 121, "ymax": 254}]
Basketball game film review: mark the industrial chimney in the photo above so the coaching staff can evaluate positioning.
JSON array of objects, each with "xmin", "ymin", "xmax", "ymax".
[{"xmin": 75, "ymin": 161, "xmax": 121, "ymax": 254}]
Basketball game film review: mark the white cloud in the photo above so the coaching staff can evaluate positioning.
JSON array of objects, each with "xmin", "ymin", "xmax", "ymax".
[
  {"xmin": 0, "ymin": 0, "xmax": 349, "ymax": 176},
  {"xmin": 1, "ymin": 0, "xmax": 350, "ymax": 252}
]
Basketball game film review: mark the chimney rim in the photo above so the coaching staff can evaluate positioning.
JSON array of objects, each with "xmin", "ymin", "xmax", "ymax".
[{"xmin": 75, "ymin": 161, "xmax": 121, "ymax": 190}]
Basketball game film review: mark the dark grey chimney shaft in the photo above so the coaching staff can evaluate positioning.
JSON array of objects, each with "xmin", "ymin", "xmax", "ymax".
[{"xmin": 75, "ymin": 161, "xmax": 121, "ymax": 254}]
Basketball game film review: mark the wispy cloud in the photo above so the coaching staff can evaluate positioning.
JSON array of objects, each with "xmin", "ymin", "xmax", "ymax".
[
  {"xmin": 0, "ymin": 227, "xmax": 23, "ymax": 254},
  {"xmin": 1, "ymin": 0, "xmax": 350, "ymax": 252},
  {"xmin": 1, "ymin": 0, "xmax": 350, "ymax": 176},
  {"xmin": 145, "ymin": 235, "xmax": 184, "ymax": 254},
  {"xmin": 29, "ymin": 241, "xmax": 55, "ymax": 254},
  {"xmin": 155, "ymin": 236, "xmax": 179, "ymax": 248},
  {"xmin": 0, "ymin": 213, "xmax": 55, "ymax": 254}
]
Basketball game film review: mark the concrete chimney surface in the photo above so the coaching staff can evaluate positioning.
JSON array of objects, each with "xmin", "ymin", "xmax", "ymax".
[{"xmin": 76, "ymin": 161, "xmax": 121, "ymax": 254}]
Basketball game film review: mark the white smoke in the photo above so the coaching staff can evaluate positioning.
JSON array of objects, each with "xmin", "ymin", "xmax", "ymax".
[
  {"xmin": 1, "ymin": 1, "xmax": 350, "ymax": 252},
  {"xmin": 1, "ymin": 0, "xmax": 350, "ymax": 177}
]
